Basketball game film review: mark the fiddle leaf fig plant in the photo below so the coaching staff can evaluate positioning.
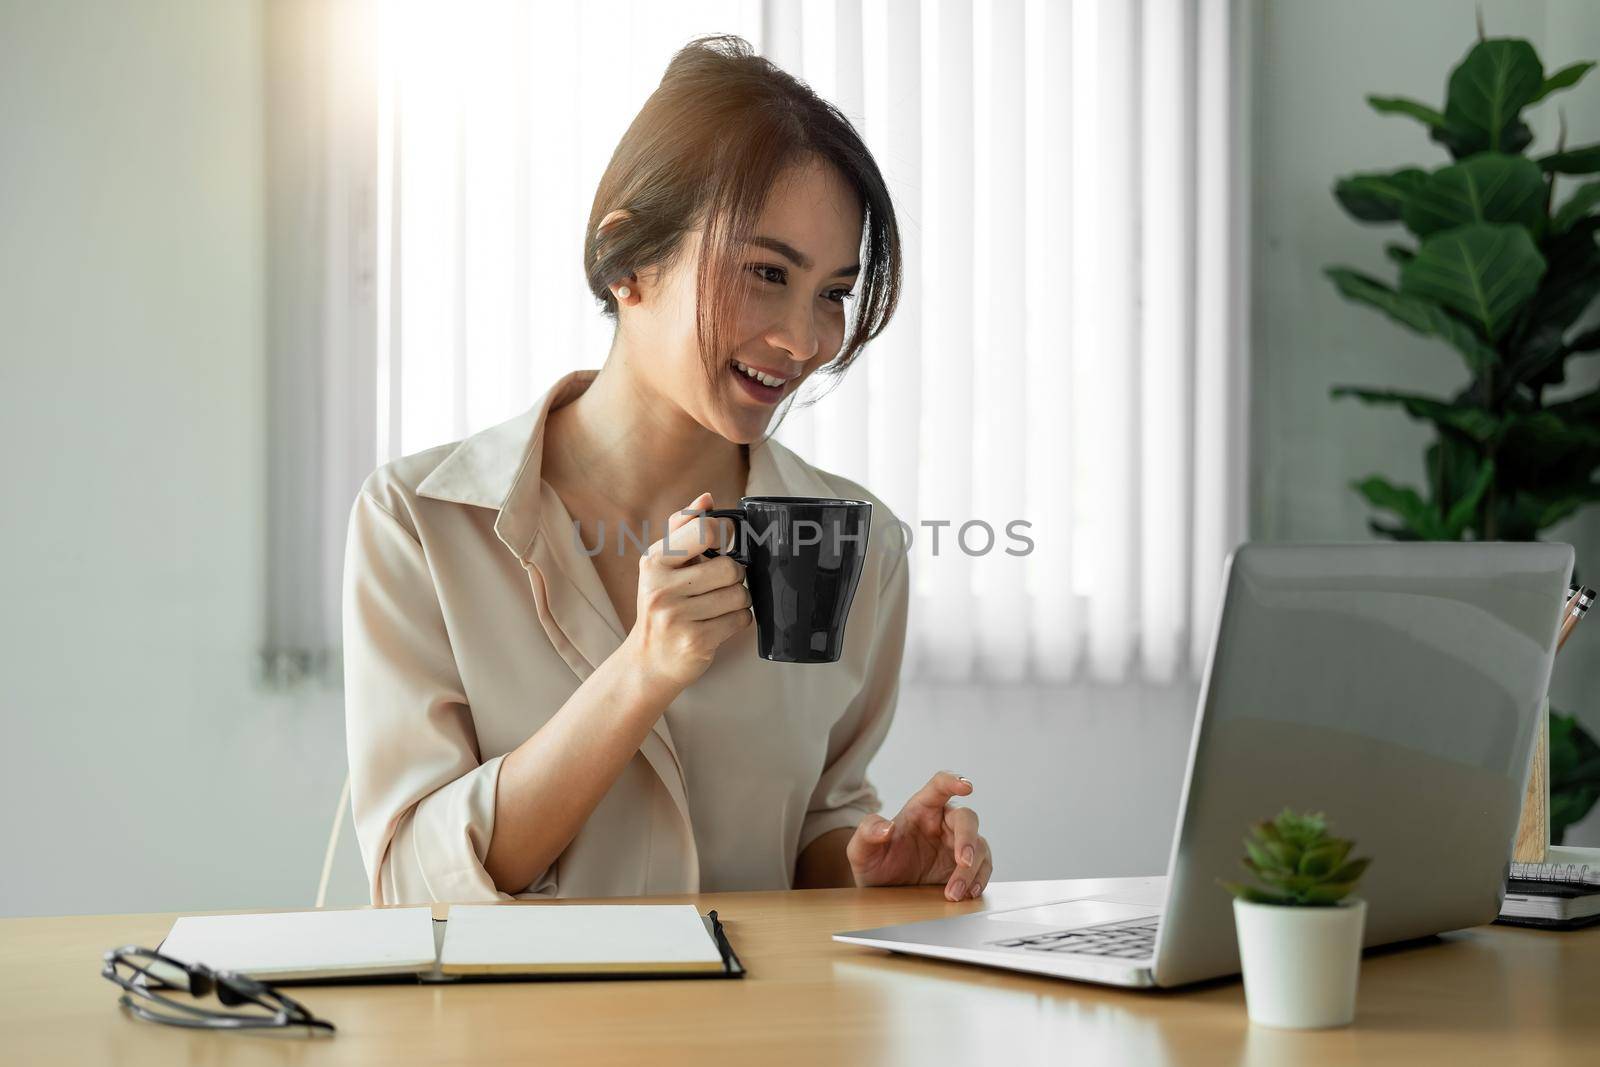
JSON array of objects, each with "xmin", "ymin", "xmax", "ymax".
[
  {"xmin": 1219, "ymin": 810, "xmax": 1371, "ymax": 907},
  {"xmin": 1325, "ymin": 31, "xmax": 1600, "ymax": 842}
]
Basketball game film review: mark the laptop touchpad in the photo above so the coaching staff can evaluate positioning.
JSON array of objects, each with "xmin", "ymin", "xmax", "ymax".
[{"xmin": 986, "ymin": 899, "xmax": 1159, "ymax": 927}]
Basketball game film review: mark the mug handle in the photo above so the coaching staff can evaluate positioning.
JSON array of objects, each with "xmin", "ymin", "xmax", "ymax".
[{"xmin": 697, "ymin": 507, "xmax": 749, "ymax": 565}]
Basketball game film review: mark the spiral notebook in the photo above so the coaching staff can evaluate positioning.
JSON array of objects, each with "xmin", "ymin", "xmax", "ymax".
[
  {"xmin": 154, "ymin": 904, "xmax": 745, "ymax": 985},
  {"xmin": 1497, "ymin": 862, "xmax": 1600, "ymax": 930},
  {"xmin": 1509, "ymin": 860, "xmax": 1600, "ymax": 887}
]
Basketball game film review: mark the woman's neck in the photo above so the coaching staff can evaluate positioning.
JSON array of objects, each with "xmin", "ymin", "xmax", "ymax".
[{"xmin": 545, "ymin": 353, "xmax": 748, "ymax": 528}]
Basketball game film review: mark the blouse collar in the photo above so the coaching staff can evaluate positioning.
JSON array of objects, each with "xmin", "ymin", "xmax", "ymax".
[{"xmin": 414, "ymin": 368, "xmax": 837, "ymax": 563}]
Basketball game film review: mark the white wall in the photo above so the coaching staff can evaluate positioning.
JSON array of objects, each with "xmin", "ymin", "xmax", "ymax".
[
  {"xmin": 1250, "ymin": 0, "xmax": 1600, "ymax": 843},
  {"xmin": 0, "ymin": 0, "xmax": 356, "ymax": 918}
]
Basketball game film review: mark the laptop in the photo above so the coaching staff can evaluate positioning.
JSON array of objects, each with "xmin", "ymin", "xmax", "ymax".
[{"xmin": 834, "ymin": 541, "xmax": 1574, "ymax": 988}]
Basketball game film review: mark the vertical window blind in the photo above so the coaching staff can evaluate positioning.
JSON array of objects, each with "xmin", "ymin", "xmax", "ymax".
[{"xmin": 267, "ymin": 0, "xmax": 1250, "ymax": 688}]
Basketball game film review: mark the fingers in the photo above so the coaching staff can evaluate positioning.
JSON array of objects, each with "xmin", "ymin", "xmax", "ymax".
[
  {"xmin": 683, "ymin": 582, "xmax": 752, "ymax": 622},
  {"xmin": 945, "ymin": 805, "xmax": 980, "ymax": 868},
  {"xmin": 967, "ymin": 851, "xmax": 993, "ymax": 899},
  {"xmin": 845, "ymin": 814, "xmax": 896, "ymax": 869},
  {"xmin": 944, "ymin": 836, "xmax": 992, "ymax": 901},
  {"xmin": 904, "ymin": 770, "xmax": 973, "ymax": 816},
  {"xmin": 652, "ymin": 492, "xmax": 729, "ymax": 567},
  {"xmin": 651, "ymin": 553, "xmax": 747, "ymax": 620},
  {"xmin": 666, "ymin": 492, "xmax": 712, "ymax": 533},
  {"xmin": 663, "ymin": 554, "xmax": 744, "ymax": 596},
  {"xmin": 700, "ymin": 604, "xmax": 754, "ymax": 644},
  {"xmin": 943, "ymin": 807, "xmax": 982, "ymax": 901}
]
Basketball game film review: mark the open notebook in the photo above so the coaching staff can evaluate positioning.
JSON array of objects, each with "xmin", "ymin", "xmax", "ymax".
[{"xmin": 155, "ymin": 904, "xmax": 743, "ymax": 985}]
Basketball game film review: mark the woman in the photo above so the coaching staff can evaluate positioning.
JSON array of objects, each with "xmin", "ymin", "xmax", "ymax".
[{"xmin": 343, "ymin": 34, "xmax": 993, "ymax": 905}]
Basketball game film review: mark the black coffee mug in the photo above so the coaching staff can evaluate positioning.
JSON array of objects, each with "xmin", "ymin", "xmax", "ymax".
[{"xmin": 698, "ymin": 496, "xmax": 872, "ymax": 664}]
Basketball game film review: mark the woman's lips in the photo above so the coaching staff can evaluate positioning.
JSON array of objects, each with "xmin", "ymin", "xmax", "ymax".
[{"xmin": 728, "ymin": 361, "xmax": 787, "ymax": 404}]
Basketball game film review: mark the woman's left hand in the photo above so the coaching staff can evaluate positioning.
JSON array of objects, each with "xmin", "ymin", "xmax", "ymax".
[{"xmin": 846, "ymin": 771, "xmax": 993, "ymax": 900}]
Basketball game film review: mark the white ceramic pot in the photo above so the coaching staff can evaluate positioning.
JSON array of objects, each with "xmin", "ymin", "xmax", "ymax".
[{"xmin": 1232, "ymin": 897, "xmax": 1367, "ymax": 1029}]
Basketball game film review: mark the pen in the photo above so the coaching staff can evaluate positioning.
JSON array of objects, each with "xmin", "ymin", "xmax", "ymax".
[{"xmin": 1556, "ymin": 586, "xmax": 1593, "ymax": 654}]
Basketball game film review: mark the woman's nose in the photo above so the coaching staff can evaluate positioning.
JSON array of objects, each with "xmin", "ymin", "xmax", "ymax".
[{"xmin": 769, "ymin": 307, "xmax": 822, "ymax": 367}]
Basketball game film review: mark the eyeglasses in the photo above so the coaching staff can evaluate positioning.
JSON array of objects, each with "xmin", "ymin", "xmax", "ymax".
[{"xmin": 102, "ymin": 946, "xmax": 336, "ymax": 1034}]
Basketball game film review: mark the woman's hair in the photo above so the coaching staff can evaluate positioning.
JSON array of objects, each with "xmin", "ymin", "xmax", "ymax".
[{"xmin": 584, "ymin": 33, "xmax": 902, "ymax": 406}]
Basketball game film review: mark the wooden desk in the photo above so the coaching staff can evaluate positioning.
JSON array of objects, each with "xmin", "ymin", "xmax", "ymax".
[{"xmin": 3, "ymin": 878, "xmax": 1595, "ymax": 1065}]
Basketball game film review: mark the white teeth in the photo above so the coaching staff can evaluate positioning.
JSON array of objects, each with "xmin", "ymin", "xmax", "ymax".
[{"xmin": 732, "ymin": 359, "xmax": 787, "ymax": 389}]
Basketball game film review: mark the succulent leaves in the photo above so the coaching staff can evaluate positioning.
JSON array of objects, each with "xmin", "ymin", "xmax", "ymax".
[{"xmin": 1219, "ymin": 809, "xmax": 1372, "ymax": 907}]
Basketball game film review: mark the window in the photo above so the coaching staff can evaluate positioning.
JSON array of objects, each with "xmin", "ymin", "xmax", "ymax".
[{"xmin": 265, "ymin": 0, "xmax": 1249, "ymax": 687}]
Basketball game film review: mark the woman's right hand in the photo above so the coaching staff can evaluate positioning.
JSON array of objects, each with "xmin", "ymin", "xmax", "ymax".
[{"xmin": 622, "ymin": 491, "xmax": 752, "ymax": 693}]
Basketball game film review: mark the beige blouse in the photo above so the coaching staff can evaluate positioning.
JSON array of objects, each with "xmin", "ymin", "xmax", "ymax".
[{"xmin": 342, "ymin": 369, "xmax": 909, "ymax": 905}]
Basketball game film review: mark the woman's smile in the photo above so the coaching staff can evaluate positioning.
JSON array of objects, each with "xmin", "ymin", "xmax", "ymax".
[{"xmin": 728, "ymin": 357, "xmax": 793, "ymax": 405}]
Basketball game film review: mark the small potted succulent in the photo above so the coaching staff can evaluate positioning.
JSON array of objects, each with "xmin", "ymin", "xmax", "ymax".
[{"xmin": 1219, "ymin": 809, "xmax": 1373, "ymax": 1029}]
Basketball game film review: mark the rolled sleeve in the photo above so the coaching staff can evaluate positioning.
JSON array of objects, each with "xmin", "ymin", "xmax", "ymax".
[
  {"xmin": 797, "ymin": 544, "xmax": 910, "ymax": 855},
  {"xmin": 342, "ymin": 487, "xmax": 516, "ymax": 905}
]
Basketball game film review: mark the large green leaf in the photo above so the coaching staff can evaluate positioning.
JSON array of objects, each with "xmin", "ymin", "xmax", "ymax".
[
  {"xmin": 1329, "ymin": 386, "xmax": 1502, "ymax": 442},
  {"xmin": 1504, "ymin": 321, "xmax": 1574, "ymax": 391},
  {"xmin": 1495, "ymin": 485, "xmax": 1600, "ymax": 539},
  {"xmin": 1532, "ymin": 61, "xmax": 1596, "ymax": 103},
  {"xmin": 1442, "ymin": 39, "xmax": 1546, "ymax": 154},
  {"xmin": 1325, "ymin": 267, "xmax": 1499, "ymax": 373},
  {"xmin": 1553, "ymin": 182, "xmax": 1600, "ymax": 235},
  {"xmin": 1496, "ymin": 411, "xmax": 1600, "ymax": 495},
  {"xmin": 1400, "ymin": 153, "xmax": 1547, "ymax": 237},
  {"xmin": 1441, "ymin": 459, "xmax": 1495, "ymax": 538},
  {"xmin": 1365, "ymin": 94, "xmax": 1446, "ymax": 129},
  {"xmin": 1426, "ymin": 435, "xmax": 1487, "ymax": 526},
  {"xmin": 1384, "ymin": 243, "xmax": 1415, "ymax": 267},
  {"xmin": 1334, "ymin": 168, "xmax": 1428, "ymax": 223},
  {"xmin": 1399, "ymin": 223, "xmax": 1546, "ymax": 339},
  {"xmin": 1540, "ymin": 144, "xmax": 1600, "ymax": 174},
  {"xmin": 1436, "ymin": 120, "xmax": 1535, "ymax": 160},
  {"xmin": 1355, "ymin": 448, "xmax": 1494, "ymax": 542},
  {"xmin": 1500, "ymin": 231, "xmax": 1600, "ymax": 394},
  {"xmin": 1353, "ymin": 476, "xmax": 1444, "ymax": 539},
  {"xmin": 1500, "ymin": 412, "xmax": 1600, "ymax": 456},
  {"xmin": 1526, "ymin": 227, "xmax": 1600, "ymax": 334}
]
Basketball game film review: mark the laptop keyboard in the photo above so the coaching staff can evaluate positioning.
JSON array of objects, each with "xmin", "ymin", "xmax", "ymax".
[{"xmin": 987, "ymin": 916, "xmax": 1159, "ymax": 958}]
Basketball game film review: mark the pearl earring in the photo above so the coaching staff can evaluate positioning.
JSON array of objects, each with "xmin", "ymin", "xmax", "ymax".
[{"xmin": 617, "ymin": 285, "xmax": 631, "ymax": 299}]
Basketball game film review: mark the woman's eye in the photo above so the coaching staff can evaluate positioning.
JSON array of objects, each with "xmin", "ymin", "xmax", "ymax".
[{"xmin": 748, "ymin": 264, "xmax": 855, "ymax": 305}]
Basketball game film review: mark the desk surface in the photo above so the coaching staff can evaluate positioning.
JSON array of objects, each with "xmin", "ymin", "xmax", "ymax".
[{"xmin": 4, "ymin": 878, "xmax": 1596, "ymax": 1066}]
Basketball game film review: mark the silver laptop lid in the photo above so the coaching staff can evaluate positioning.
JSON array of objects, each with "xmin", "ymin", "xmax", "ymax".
[{"xmin": 1154, "ymin": 542, "xmax": 1573, "ymax": 987}]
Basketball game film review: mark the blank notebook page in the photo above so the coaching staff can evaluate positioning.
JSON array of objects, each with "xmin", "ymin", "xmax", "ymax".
[
  {"xmin": 440, "ymin": 904, "xmax": 725, "ymax": 974},
  {"xmin": 159, "ymin": 907, "xmax": 437, "ymax": 982}
]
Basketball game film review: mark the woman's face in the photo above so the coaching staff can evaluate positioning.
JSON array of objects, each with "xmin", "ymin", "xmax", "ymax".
[{"xmin": 621, "ymin": 157, "xmax": 865, "ymax": 444}]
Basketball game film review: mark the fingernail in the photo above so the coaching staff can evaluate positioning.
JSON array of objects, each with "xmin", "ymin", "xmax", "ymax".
[
  {"xmin": 879, "ymin": 822, "xmax": 894, "ymax": 836},
  {"xmin": 971, "ymin": 880, "xmax": 985, "ymax": 898},
  {"xmin": 957, "ymin": 776, "xmax": 972, "ymax": 785},
  {"xmin": 961, "ymin": 845, "xmax": 975, "ymax": 867},
  {"xmin": 949, "ymin": 880, "xmax": 967, "ymax": 900}
]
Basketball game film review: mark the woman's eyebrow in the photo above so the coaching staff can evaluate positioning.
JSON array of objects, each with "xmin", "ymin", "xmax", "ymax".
[{"xmin": 748, "ymin": 235, "xmax": 860, "ymax": 278}]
